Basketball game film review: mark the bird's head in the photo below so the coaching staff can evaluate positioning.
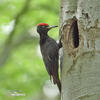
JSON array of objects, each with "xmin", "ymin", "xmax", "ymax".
[{"xmin": 37, "ymin": 23, "xmax": 58, "ymax": 35}]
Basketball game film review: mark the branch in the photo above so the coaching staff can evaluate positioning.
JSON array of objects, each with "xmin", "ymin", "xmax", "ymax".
[
  {"xmin": 0, "ymin": 32, "xmax": 36, "ymax": 67},
  {"xmin": 0, "ymin": 0, "xmax": 31, "ymax": 67},
  {"xmin": 6, "ymin": 0, "xmax": 31, "ymax": 44}
]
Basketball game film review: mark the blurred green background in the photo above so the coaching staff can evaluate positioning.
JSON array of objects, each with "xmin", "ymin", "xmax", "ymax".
[{"xmin": 0, "ymin": 0, "xmax": 60, "ymax": 100}]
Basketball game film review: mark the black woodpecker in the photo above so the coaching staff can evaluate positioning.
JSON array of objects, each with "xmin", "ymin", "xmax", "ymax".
[{"xmin": 37, "ymin": 23, "xmax": 62, "ymax": 93}]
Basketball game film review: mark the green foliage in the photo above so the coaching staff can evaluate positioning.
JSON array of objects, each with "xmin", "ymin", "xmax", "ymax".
[
  {"xmin": 0, "ymin": 43, "xmax": 48, "ymax": 100},
  {"xmin": 0, "ymin": 0, "xmax": 59, "ymax": 99}
]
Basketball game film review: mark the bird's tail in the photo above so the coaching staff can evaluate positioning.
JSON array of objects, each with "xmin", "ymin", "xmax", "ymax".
[
  {"xmin": 53, "ymin": 75, "xmax": 61, "ymax": 93},
  {"xmin": 56, "ymin": 78, "xmax": 61, "ymax": 93}
]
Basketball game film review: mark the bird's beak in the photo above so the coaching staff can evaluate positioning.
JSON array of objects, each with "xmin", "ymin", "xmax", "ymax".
[{"xmin": 47, "ymin": 25, "xmax": 58, "ymax": 30}]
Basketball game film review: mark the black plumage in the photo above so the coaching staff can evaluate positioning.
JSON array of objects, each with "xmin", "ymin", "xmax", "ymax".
[{"xmin": 37, "ymin": 23, "xmax": 61, "ymax": 92}]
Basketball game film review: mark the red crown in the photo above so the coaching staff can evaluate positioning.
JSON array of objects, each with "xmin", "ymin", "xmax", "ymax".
[{"xmin": 38, "ymin": 23, "xmax": 49, "ymax": 26}]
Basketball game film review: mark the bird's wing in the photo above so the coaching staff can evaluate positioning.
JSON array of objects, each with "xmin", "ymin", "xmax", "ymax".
[{"xmin": 42, "ymin": 41, "xmax": 59, "ymax": 79}]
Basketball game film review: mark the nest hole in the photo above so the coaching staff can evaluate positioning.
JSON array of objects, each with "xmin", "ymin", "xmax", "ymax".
[{"xmin": 72, "ymin": 20, "xmax": 79, "ymax": 48}]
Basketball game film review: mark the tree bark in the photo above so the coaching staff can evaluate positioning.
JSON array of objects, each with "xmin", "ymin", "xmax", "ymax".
[{"xmin": 60, "ymin": 0, "xmax": 100, "ymax": 100}]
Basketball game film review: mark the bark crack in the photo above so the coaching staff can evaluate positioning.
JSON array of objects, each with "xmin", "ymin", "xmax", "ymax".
[
  {"xmin": 66, "ymin": 50, "xmax": 100, "ymax": 74},
  {"xmin": 76, "ymin": 94, "xmax": 95, "ymax": 100}
]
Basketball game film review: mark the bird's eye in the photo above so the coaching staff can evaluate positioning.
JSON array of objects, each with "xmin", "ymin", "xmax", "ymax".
[{"xmin": 42, "ymin": 26, "xmax": 45, "ymax": 28}]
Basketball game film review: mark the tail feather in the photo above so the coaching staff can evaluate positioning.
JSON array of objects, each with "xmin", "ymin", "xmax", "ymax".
[
  {"xmin": 57, "ymin": 78, "xmax": 61, "ymax": 93},
  {"xmin": 53, "ymin": 75, "xmax": 61, "ymax": 93}
]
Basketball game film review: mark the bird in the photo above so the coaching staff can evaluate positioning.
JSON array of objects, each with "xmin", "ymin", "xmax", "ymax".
[{"xmin": 37, "ymin": 23, "xmax": 62, "ymax": 93}]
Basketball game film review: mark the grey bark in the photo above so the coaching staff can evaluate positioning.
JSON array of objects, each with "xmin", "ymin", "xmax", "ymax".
[{"xmin": 60, "ymin": 0, "xmax": 100, "ymax": 100}]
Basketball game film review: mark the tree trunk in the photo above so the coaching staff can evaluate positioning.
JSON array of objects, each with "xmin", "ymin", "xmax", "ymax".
[{"xmin": 60, "ymin": 0, "xmax": 100, "ymax": 100}]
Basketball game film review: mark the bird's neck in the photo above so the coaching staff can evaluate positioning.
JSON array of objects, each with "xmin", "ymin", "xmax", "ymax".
[{"xmin": 40, "ymin": 33, "xmax": 48, "ymax": 45}]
